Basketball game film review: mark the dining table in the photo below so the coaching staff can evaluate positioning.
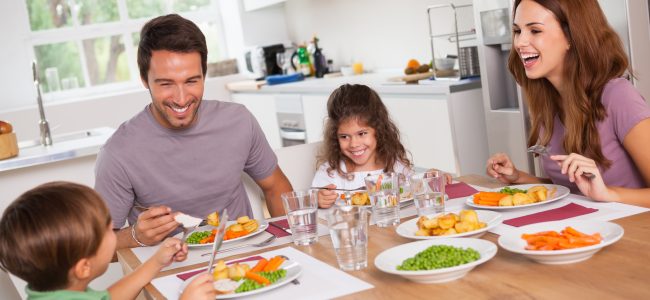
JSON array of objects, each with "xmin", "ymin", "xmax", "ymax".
[{"xmin": 116, "ymin": 174, "xmax": 650, "ymax": 299}]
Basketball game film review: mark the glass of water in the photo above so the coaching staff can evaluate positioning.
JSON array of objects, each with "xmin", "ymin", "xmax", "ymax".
[
  {"xmin": 364, "ymin": 172, "xmax": 400, "ymax": 227},
  {"xmin": 410, "ymin": 170, "xmax": 446, "ymax": 216},
  {"xmin": 281, "ymin": 190, "xmax": 319, "ymax": 246},
  {"xmin": 327, "ymin": 206, "xmax": 369, "ymax": 271}
]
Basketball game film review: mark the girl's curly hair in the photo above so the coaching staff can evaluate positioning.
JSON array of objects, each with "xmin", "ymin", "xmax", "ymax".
[{"xmin": 317, "ymin": 84, "xmax": 412, "ymax": 178}]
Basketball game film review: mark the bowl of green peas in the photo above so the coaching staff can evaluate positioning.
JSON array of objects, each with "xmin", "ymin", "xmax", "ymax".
[{"xmin": 374, "ymin": 238, "xmax": 497, "ymax": 283}]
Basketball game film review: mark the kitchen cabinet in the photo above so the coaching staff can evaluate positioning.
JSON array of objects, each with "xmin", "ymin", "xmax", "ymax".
[
  {"xmin": 301, "ymin": 94, "xmax": 328, "ymax": 143},
  {"xmin": 230, "ymin": 93, "xmax": 282, "ymax": 149},
  {"xmin": 229, "ymin": 74, "xmax": 487, "ymax": 176}
]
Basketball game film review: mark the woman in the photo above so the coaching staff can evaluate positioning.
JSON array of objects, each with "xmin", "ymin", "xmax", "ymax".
[{"xmin": 486, "ymin": 0, "xmax": 650, "ymax": 207}]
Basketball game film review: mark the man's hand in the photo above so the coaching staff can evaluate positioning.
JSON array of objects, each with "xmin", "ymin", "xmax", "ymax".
[{"xmin": 133, "ymin": 206, "xmax": 179, "ymax": 246}]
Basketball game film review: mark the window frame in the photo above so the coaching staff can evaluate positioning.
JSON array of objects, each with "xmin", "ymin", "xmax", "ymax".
[{"xmin": 26, "ymin": 0, "xmax": 228, "ymax": 102}]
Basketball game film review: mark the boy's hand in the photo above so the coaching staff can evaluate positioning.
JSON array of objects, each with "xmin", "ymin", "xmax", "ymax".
[
  {"xmin": 133, "ymin": 205, "xmax": 179, "ymax": 246},
  {"xmin": 318, "ymin": 184, "xmax": 338, "ymax": 208},
  {"xmin": 180, "ymin": 273, "xmax": 217, "ymax": 300},
  {"xmin": 154, "ymin": 238, "xmax": 188, "ymax": 267}
]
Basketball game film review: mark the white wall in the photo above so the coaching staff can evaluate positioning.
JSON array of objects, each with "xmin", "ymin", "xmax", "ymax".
[{"xmin": 284, "ymin": 0, "xmax": 473, "ymax": 71}]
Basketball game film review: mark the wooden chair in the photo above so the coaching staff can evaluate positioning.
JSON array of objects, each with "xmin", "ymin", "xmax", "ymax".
[{"xmin": 244, "ymin": 142, "xmax": 322, "ymax": 219}]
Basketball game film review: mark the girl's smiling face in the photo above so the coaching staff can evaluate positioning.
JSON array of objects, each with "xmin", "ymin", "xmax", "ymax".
[
  {"xmin": 337, "ymin": 117, "xmax": 380, "ymax": 171},
  {"xmin": 513, "ymin": 0, "xmax": 570, "ymax": 90}
]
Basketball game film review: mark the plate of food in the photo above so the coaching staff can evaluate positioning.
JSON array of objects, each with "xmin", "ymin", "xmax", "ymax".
[
  {"xmin": 374, "ymin": 238, "xmax": 497, "ymax": 283},
  {"xmin": 497, "ymin": 220, "xmax": 623, "ymax": 264},
  {"xmin": 180, "ymin": 255, "xmax": 302, "ymax": 297},
  {"xmin": 396, "ymin": 209, "xmax": 502, "ymax": 240},
  {"xmin": 465, "ymin": 184, "xmax": 570, "ymax": 210},
  {"xmin": 343, "ymin": 190, "xmax": 414, "ymax": 208},
  {"xmin": 184, "ymin": 216, "xmax": 268, "ymax": 248}
]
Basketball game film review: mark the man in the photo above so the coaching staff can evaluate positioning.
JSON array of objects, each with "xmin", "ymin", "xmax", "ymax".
[{"xmin": 95, "ymin": 14, "xmax": 292, "ymax": 249}]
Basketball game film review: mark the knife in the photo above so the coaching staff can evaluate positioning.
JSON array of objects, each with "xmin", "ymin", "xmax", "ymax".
[{"xmin": 207, "ymin": 209, "xmax": 228, "ymax": 276}]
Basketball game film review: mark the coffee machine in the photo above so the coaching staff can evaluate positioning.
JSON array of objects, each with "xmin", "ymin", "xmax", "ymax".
[{"xmin": 244, "ymin": 44, "xmax": 285, "ymax": 79}]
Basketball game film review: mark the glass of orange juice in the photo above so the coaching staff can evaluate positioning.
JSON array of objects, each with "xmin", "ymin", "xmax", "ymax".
[{"xmin": 352, "ymin": 61, "xmax": 364, "ymax": 75}]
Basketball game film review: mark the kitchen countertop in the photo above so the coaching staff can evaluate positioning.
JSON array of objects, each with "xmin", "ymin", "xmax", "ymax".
[
  {"xmin": 0, "ymin": 127, "xmax": 115, "ymax": 173},
  {"xmin": 232, "ymin": 71, "xmax": 480, "ymax": 95}
]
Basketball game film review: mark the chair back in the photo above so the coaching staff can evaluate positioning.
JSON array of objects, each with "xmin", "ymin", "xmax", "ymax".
[
  {"xmin": 0, "ymin": 270, "xmax": 21, "ymax": 300},
  {"xmin": 244, "ymin": 142, "xmax": 322, "ymax": 219}
]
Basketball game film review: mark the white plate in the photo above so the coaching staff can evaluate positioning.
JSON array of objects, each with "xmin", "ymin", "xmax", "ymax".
[
  {"xmin": 180, "ymin": 258, "xmax": 302, "ymax": 298},
  {"xmin": 497, "ymin": 220, "xmax": 624, "ymax": 264},
  {"xmin": 374, "ymin": 238, "xmax": 497, "ymax": 283},
  {"xmin": 184, "ymin": 221, "xmax": 269, "ymax": 248},
  {"xmin": 465, "ymin": 184, "xmax": 570, "ymax": 210},
  {"xmin": 395, "ymin": 210, "xmax": 503, "ymax": 240}
]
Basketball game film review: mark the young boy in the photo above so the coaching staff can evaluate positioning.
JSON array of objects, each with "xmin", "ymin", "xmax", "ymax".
[{"xmin": 0, "ymin": 181, "xmax": 216, "ymax": 299}]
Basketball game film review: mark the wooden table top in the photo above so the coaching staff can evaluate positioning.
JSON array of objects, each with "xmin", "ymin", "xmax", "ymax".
[{"xmin": 117, "ymin": 175, "xmax": 650, "ymax": 299}]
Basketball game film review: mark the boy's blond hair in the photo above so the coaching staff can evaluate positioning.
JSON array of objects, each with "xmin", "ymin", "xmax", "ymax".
[{"xmin": 0, "ymin": 181, "xmax": 111, "ymax": 291}]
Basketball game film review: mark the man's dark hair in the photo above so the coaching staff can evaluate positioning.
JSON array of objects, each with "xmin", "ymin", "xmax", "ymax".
[{"xmin": 137, "ymin": 14, "xmax": 207, "ymax": 81}]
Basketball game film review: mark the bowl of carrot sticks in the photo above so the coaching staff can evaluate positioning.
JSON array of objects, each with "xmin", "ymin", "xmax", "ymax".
[{"xmin": 497, "ymin": 220, "xmax": 624, "ymax": 264}]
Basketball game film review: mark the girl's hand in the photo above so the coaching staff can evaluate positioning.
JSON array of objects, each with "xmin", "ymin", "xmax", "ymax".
[
  {"xmin": 551, "ymin": 153, "xmax": 615, "ymax": 202},
  {"xmin": 486, "ymin": 153, "xmax": 520, "ymax": 184},
  {"xmin": 180, "ymin": 273, "xmax": 217, "ymax": 300},
  {"xmin": 318, "ymin": 184, "xmax": 339, "ymax": 208},
  {"xmin": 153, "ymin": 238, "xmax": 188, "ymax": 268},
  {"xmin": 425, "ymin": 168, "xmax": 453, "ymax": 185}
]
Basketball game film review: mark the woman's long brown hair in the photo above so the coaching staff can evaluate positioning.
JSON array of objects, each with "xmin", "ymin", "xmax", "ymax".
[
  {"xmin": 508, "ymin": 0, "xmax": 630, "ymax": 169},
  {"xmin": 318, "ymin": 84, "xmax": 412, "ymax": 178}
]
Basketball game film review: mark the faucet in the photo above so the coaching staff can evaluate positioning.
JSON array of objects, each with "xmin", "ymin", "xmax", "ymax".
[{"xmin": 32, "ymin": 60, "xmax": 52, "ymax": 146}]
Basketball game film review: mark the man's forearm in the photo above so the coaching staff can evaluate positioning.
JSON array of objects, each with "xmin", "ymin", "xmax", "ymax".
[
  {"xmin": 116, "ymin": 227, "xmax": 138, "ymax": 249},
  {"xmin": 265, "ymin": 193, "xmax": 285, "ymax": 217}
]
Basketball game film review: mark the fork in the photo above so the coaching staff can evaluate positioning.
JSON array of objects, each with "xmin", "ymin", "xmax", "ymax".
[
  {"xmin": 200, "ymin": 234, "xmax": 276, "ymax": 256},
  {"xmin": 527, "ymin": 145, "xmax": 595, "ymax": 179}
]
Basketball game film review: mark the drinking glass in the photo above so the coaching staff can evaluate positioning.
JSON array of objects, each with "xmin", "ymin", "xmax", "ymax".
[
  {"xmin": 276, "ymin": 52, "xmax": 287, "ymax": 75},
  {"xmin": 364, "ymin": 172, "xmax": 400, "ymax": 227},
  {"xmin": 410, "ymin": 170, "xmax": 446, "ymax": 216},
  {"xmin": 327, "ymin": 206, "xmax": 369, "ymax": 271},
  {"xmin": 45, "ymin": 67, "xmax": 61, "ymax": 92},
  {"xmin": 281, "ymin": 190, "xmax": 319, "ymax": 245}
]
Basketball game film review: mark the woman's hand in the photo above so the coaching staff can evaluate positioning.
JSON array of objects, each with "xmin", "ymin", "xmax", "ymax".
[
  {"xmin": 486, "ymin": 153, "xmax": 520, "ymax": 184},
  {"xmin": 180, "ymin": 273, "xmax": 217, "ymax": 300},
  {"xmin": 318, "ymin": 184, "xmax": 339, "ymax": 208},
  {"xmin": 153, "ymin": 238, "xmax": 188, "ymax": 268},
  {"xmin": 551, "ymin": 153, "xmax": 616, "ymax": 202}
]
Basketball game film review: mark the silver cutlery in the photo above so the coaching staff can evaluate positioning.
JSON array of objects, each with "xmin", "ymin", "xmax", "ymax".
[
  {"xmin": 311, "ymin": 186, "xmax": 366, "ymax": 192},
  {"xmin": 207, "ymin": 209, "xmax": 229, "ymax": 276},
  {"xmin": 200, "ymin": 234, "xmax": 276, "ymax": 257},
  {"xmin": 527, "ymin": 145, "xmax": 595, "ymax": 179},
  {"xmin": 278, "ymin": 255, "xmax": 300, "ymax": 285}
]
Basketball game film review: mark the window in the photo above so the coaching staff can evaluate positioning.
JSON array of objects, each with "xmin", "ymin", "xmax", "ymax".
[{"xmin": 25, "ymin": 0, "xmax": 227, "ymax": 99}]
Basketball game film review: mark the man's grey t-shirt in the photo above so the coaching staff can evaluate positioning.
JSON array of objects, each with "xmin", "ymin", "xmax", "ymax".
[{"xmin": 95, "ymin": 100, "xmax": 277, "ymax": 229}]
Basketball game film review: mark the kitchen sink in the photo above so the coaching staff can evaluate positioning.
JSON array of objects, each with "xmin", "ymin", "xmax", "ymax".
[
  {"xmin": 0, "ymin": 127, "xmax": 115, "ymax": 172},
  {"xmin": 18, "ymin": 128, "xmax": 112, "ymax": 149}
]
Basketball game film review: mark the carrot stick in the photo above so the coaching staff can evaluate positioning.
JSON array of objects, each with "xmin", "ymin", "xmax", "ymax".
[
  {"xmin": 251, "ymin": 258, "xmax": 268, "ymax": 272},
  {"xmin": 245, "ymin": 271, "xmax": 270, "ymax": 286},
  {"xmin": 263, "ymin": 256, "xmax": 285, "ymax": 272}
]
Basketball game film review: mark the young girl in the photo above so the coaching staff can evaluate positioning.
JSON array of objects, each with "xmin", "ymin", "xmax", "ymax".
[
  {"xmin": 312, "ymin": 84, "xmax": 450, "ymax": 208},
  {"xmin": 487, "ymin": 0, "xmax": 650, "ymax": 207},
  {"xmin": 0, "ymin": 181, "xmax": 216, "ymax": 300}
]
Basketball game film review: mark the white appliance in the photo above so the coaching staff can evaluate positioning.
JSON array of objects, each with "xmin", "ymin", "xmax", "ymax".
[{"xmin": 472, "ymin": 0, "xmax": 650, "ymax": 175}]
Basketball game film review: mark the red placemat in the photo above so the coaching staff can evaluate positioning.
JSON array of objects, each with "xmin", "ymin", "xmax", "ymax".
[
  {"xmin": 503, "ymin": 203, "xmax": 598, "ymax": 227},
  {"xmin": 446, "ymin": 182, "xmax": 479, "ymax": 199},
  {"xmin": 176, "ymin": 255, "xmax": 263, "ymax": 281}
]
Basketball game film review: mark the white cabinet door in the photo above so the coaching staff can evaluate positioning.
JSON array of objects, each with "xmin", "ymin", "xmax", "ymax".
[
  {"xmin": 301, "ymin": 94, "xmax": 329, "ymax": 143},
  {"xmin": 382, "ymin": 95, "xmax": 457, "ymax": 175},
  {"xmin": 231, "ymin": 93, "xmax": 282, "ymax": 149}
]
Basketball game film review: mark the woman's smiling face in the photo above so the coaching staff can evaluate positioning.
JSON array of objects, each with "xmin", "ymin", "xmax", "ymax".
[{"xmin": 513, "ymin": 0, "xmax": 570, "ymax": 89}]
